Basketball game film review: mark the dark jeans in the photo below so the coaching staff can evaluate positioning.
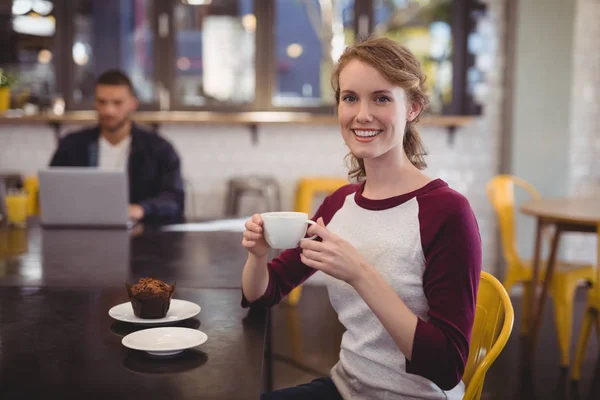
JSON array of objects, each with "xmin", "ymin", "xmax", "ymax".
[{"xmin": 261, "ymin": 377, "xmax": 343, "ymax": 399}]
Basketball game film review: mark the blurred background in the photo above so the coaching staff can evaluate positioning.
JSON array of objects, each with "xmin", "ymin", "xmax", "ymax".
[{"xmin": 1, "ymin": 1, "xmax": 599, "ymax": 399}]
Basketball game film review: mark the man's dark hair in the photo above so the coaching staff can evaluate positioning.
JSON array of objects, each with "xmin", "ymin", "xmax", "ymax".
[{"xmin": 96, "ymin": 69, "xmax": 135, "ymax": 95}]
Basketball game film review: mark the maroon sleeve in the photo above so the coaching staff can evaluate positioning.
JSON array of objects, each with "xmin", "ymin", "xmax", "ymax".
[
  {"xmin": 406, "ymin": 190, "xmax": 482, "ymax": 390},
  {"xmin": 241, "ymin": 184, "xmax": 359, "ymax": 308}
]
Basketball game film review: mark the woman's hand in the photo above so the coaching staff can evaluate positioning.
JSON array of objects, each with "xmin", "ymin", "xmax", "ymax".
[
  {"xmin": 241, "ymin": 214, "xmax": 270, "ymax": 257},
  {"xmin": 299, "ymin": 217, "xmax": 368, "ymax": 285}
]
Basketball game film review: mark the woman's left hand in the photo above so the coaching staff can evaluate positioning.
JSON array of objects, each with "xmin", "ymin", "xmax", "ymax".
[{"xmin": 299, "ymin": 217, "xmax": 368, "ymax": 285}]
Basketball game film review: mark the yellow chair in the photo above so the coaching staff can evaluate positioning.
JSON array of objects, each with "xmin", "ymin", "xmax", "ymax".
[
  {"xmin": 486, "ymin": 175, "xmax": 595, "ymax": 367},
  {"xmin": 23, "ymin": 176, "xmax": 40, "ymax": 216},
  {"xmin": 571, "ymin": 223, "xmax": 600, "ymax": 381},
  {"xmin": 286, "ymin": 177, "xmax": 349, "ymax": 306},
  {"xmin": 463, "ymin": 271, "xmax": 514, "ymax": 400}
]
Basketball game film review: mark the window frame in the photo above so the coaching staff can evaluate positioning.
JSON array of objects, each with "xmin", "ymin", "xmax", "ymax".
[{"xmin": 48, "ymin": 0, "xmax": 484, "ymax": 115}]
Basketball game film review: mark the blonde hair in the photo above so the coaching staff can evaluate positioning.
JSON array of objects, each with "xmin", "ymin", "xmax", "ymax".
[{"xmin": 331, "ymin": 36, "xmax": 430, "ymax": 181}]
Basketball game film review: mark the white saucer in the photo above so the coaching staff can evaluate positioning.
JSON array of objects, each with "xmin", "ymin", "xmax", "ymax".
[
  {"xmin": 122, "ymin": 327, "xmax": 208, "ymax": 356},
  {"xmin": 109, "ymin": 299, "xmax": 201, "ymax": 325}
]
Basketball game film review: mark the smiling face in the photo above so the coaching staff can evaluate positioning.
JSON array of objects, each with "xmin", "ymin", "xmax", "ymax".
[{"xmin": 337, "ymin": 59, "xmax": 420, "ymax": 164}]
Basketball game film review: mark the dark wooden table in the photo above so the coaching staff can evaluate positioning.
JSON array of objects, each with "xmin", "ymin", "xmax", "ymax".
[
  {"xmin": 0, "ymin": 224, "xmax": 249, "ymax": 288},
  {"xmin": 0, "ymin": 223, "xmax": 269, "ymax": 399}
]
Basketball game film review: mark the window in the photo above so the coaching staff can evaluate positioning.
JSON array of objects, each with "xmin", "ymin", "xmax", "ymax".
[
  {"xmin": 71, "ymin": 0, "xmax": 155, "ymax": 105},
  {"xmin": 465, "ymin": 2, "xmax": 492, "ymax": 115},
  {"xmin": 0, "ymin": 0, "xmax": 488, "ymax": 115},
  {"xmin": 1, "ymin": 0, "xmax": 57, "ymax": 108},
  {"xmin": 273, "ymin": 0, "xmax": 355, "ymax": 107},
  {"xmin": 172, "ymin": 0, "xmax": 255, "ymax": 106},
  {"xmin": 374, "ymin": 0, "xmax": 453, "ymax": 114}
]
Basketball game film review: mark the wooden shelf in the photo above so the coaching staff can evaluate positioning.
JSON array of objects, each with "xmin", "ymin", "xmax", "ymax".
[
  {"xmin": 0, "ymin": 111, "xmax": 474, "ymax": 127},
  {"xmin": 0, "ymin": 111, "xmax": 474, "ymax": 145}
]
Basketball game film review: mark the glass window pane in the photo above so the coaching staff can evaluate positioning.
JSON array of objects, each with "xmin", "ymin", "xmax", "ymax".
[
  {"xmin": 0, "ymin": 0, "xmax": 57, "ymax": 111},
  {"xmin": 72, "ymin": 0, "xmax": 154, "ymax": 104},
  {"xmin": 173, "ymin": 0, "xmax": 255, "ymax": 106},
  {"xmin": 466, "ymin": 5, "xmax": 491, "ymax": 114},
  {"xmin": 274, "ymin": 0, "xmax": 355, "ymax": 107},
  {"xmin": 374, "ymin": 0, "xmax": 453, "ymax": 114}
]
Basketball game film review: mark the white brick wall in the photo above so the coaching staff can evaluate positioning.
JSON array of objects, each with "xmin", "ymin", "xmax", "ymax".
[
  {"xmin": 565, "ymin": 0, "xmax": 600, "ymax": 264},
  {"xmin": 0, "ymin": 0, "xmax": 506, "ymax": 273}
]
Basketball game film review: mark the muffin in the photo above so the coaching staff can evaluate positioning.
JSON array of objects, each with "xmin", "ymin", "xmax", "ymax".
[{"xmin": 125, "ymin": 277, "xmax": 176, "ymax": 319}]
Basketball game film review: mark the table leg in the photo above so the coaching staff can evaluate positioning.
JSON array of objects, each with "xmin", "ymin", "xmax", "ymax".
[
  {"xmin": 263, "ymin": 307, "xmax": 273, "ymax": 393},
  {"xmin": 529, "ymin": 223, "xmax": 562, "ymax": 363},
  {"xmin": 527, "ymin": 218, "xmax": 545, "ymax": 338}
]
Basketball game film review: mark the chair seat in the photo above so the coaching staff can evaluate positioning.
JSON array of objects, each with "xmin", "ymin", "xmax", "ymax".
[
  {"xmin": 520, "ymin": 259, "xmax": 595, "ymax": 280},
  {"xmin": 506, "ymin": 259, "xmax": 595, "ymax": 296}
]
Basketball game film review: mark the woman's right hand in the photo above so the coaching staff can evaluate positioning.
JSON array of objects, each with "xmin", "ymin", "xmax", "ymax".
[{"xmin": 242, "ymin": 214, "xmax": 270, "ymax": 257}]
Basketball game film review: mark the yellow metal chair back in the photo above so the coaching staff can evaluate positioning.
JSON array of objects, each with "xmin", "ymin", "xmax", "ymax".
[
  {"xmin": 294, "ymin": 177, "xmax": 349, "ymax": 214},
  {"xmin": 486, "ymin": 175, "xmax": 595, "ymax": 367},
  {"xmin": 463, "ymin": 271, "xmax": 514, "ymax": 400},
  {"xmin": 485, "ymin": 175, "xmax": 540, "ymax": 268},
  {"xmin": 287, "ymin": 177, "xmax": 348, "ymax": 306}
]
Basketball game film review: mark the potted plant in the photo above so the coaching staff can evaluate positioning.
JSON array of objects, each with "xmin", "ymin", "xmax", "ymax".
[{"xmin": 0, "ymin": 69, "xmax": 17, "ymax": 112}]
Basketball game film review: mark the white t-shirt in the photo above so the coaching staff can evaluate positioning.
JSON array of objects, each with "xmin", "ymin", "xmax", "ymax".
[{"xmin": 98, "ymin": 135, "xmax": 131, "ymax": 169}]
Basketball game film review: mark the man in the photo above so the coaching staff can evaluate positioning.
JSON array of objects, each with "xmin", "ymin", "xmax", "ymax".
[{"xmin": 49, "ymin": 70, "xmax": 185, "ymax": 224}]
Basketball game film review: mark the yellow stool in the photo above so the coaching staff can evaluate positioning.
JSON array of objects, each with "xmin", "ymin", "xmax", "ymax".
[
  {"xmin": 571, "ymin": 224, "xmax": 600, "ymax": 381},
  {"xmin": 23, "ymin": 176, "xmax": 40, "ymax": 216},
  {"xmin": 462, "ymin": 271, "xmax": 514, "ymax": 400},
  {"xmin": 486, "ymin": 175, "xmax": 595, "ymax": 367},
  {"xmin": 286, "ymin": 177, "xmax": 349, "ymax": 306}
]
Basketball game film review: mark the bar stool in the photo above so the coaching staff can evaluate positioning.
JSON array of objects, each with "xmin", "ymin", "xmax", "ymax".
[
  {"xmin": 0, "ymin": 172, "xmax": 22, "ymax": 190},
  {"xmin": 224, "ymin": 176, "xmax": 281, "ymax": 217}
]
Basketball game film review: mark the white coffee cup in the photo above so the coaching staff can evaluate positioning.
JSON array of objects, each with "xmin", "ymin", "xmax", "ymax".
[{"xmin": 261, "ymin": 211, "xmax": 318, "ymax": 249}]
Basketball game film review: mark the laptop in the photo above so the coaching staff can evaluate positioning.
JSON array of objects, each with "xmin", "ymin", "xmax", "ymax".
[{"xmin": 38, "ymin": 167, "xmax": 134, "ymax": 229}]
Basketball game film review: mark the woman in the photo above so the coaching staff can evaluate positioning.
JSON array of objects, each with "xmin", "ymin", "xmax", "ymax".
[{"xmin": 241, "ymin": 36, "xmax": 482, "ymax": 400}]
